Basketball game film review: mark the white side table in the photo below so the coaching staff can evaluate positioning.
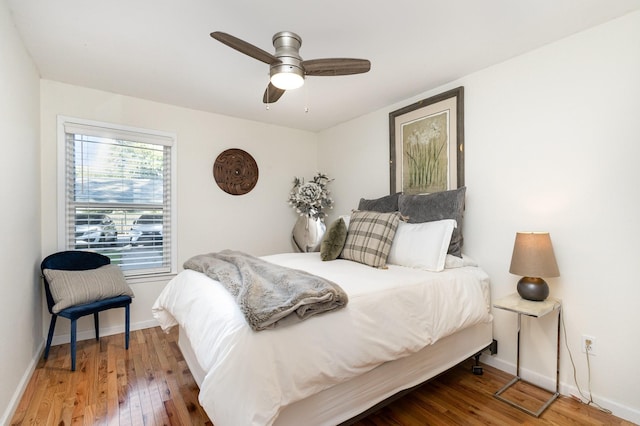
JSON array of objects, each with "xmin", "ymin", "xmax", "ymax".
[{"xmin": 492, "ymin": 293, "xmax": 561, "ymax": 417}]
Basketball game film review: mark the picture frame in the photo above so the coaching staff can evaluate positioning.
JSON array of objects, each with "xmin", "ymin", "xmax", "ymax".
[{"xmin": 389, "ymin": 86, "xmax": 464, "ymax": 194}]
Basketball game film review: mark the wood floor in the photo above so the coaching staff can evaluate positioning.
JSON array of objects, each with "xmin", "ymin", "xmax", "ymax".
[{"xmin": 11, "ymin": 326, "xmax": 634, "ymax": 426}]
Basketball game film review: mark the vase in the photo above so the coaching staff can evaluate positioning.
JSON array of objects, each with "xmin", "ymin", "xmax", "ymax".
[{"xmin": 291, "ymin": 216, "xmax": 326, "ymax": 252}]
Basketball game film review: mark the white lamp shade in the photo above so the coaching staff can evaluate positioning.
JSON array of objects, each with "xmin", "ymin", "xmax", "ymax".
[{"xmin": 271, "ymin": 72, "xmax": 304, "ymax": 90}]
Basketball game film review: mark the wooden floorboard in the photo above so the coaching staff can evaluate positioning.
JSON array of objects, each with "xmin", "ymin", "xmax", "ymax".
[{"xmin": 10, "ymin": 326, "xmax": 634, "ymax": 425}]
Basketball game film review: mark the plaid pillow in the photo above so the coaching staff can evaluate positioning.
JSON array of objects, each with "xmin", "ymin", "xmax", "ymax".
[{"xmin": 341, "ymin": 211, "xmax": 401, "ymax": 268}]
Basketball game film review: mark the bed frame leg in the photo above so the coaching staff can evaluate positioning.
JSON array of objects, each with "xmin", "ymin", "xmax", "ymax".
[
  {"xmin": 490, "ymin": 339, "xmax": 498, "ymax": 355},
  {"xmin": 472, "ymin": 354, "xmax": 484, "ymax": 375},
  {"xmin": 471, "ymin": 339, "xmax": 498, "ymax": 375}
]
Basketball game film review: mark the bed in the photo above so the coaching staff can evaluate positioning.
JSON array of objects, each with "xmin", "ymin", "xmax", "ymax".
[
  {"xmin": 153, "ymin": 254, "xmax": 492, "ymax": 425},
  {"xmin": 152, "ymin": 188, "xmax": 494, "ymax": 425}
]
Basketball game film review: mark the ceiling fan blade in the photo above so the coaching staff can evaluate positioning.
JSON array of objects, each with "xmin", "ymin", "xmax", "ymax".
[
  {"xmin": 210, "ymin": 31, "xmax": 280, "ymax": 65},
  {"xmin": 302, "ymin": 58, "xmax": 371, "ymax": 76},
  {"xmin": 263, "ymin": 83, "xmax": 286, "ymax": 104}
]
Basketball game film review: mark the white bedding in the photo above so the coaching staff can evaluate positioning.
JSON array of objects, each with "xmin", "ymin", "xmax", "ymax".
[{"xmin": 152, "ymin": 252, "xmax": 492, "ymax": 426}]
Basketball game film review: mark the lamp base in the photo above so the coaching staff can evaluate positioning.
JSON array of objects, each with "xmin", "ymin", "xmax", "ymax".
[{"xmin": 517, "ymin": 277, "xmax": 549, "ymax": 301}]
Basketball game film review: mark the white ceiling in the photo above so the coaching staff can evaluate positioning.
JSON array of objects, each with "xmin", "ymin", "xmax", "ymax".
[{"xmin": 7, "ymin": 0, "xmax": 640, "ymax": 132}]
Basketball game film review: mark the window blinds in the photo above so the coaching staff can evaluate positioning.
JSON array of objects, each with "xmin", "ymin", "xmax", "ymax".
[{"xmin": 61, "ymin": 119, "xmax": 175, "ymax": 276}]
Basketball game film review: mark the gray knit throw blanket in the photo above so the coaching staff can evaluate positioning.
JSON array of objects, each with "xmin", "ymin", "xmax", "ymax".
[{"xmin": 183, "ymin": 250, "xmax": 348, "ymax": 331}]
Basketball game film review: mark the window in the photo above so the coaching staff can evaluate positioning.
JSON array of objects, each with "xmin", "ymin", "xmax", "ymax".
[{"xmin": 58, "ymin": 116, "xmax": 176, "ymax": 277}]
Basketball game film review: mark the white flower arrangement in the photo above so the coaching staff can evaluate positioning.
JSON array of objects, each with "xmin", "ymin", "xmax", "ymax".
[{"xmin": 288, "ymin": 172, "xmax": 334, "ymax": 221}]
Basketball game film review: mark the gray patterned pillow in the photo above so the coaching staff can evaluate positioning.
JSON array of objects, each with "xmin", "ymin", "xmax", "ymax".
[
  {"xmin": 43, "ymin": 264, "xmax": 134, "ymax": 313},
  {"xmin": 357, "ymin": 192, "xmax": 401, "ymax": 213},
  {"xmin": 341, "ymin": 211, "xmax": 401, "ymax": 268}
]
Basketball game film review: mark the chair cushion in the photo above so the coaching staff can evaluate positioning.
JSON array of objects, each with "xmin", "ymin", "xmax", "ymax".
[
  {"xmin": 43, "ymin": 264, "xmax": 135, "ymax": 313},
  {"xmin": 56, "ymin": 295, "xmax": 132, "ymax": 320}
]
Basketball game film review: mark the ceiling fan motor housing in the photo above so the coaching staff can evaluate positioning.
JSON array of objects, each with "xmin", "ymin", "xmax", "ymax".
[{"xmin": 270, "ymin": 31, "xmax": 304, "ymax": 83}]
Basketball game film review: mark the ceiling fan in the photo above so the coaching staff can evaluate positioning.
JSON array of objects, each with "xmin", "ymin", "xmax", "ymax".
[{"xmin": 210, "ymin": 31, "xmax": 371, "ymax": 104}]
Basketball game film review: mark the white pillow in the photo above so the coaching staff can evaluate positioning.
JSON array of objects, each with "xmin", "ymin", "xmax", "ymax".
[
  {"xmin": 444, "ymin": 253, "xmax": 479, "ymax": 269},
  {"xmin": 387, "ymin": 219, "xmax": 457, "ymax": 272},
  {"xmin": 339, "ymin": 214, "xmax": 351, "ymax": 229}
]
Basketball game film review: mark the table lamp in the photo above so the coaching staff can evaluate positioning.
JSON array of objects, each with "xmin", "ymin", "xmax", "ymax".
[{"xmin": 509, "ymin": 232, "xmax": 559, "ymax": 301}]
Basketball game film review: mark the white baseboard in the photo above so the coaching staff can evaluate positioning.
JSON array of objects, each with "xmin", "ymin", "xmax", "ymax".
[
  {"xmin": 480, "ymin": 354, "xmax": 640, "ymax": 425},
  {"xmin": 0, "ymin": 340, "xmax": 44, "ymax": 426},
  {"xmin": 1, "ymin": 319, "xmax": 158, "ymax": 426}
]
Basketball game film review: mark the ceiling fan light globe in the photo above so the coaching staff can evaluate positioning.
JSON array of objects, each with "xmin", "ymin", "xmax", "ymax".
[{"xmin": 271, "ymin": 72, "xmax": 304, "ymax": 90}]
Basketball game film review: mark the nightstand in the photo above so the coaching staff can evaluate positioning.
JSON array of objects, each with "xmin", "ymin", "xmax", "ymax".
[{"xmin": 492, "ymin": 293, "xmax": 561, "ymax": 417}]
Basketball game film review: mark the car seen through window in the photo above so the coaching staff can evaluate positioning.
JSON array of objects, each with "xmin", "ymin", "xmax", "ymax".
[{"xmin": 130, "ymin": 214, "xmax": 163, "ymax": 246}]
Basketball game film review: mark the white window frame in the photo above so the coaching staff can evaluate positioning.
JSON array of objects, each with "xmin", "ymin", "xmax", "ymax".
[{"xmin": 57, "ymin": 115, "xmax": 177, "ymax": 280}]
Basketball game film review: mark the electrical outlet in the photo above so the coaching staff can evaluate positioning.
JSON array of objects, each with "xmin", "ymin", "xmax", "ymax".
[{"xmin": 581, "ymin": 335, "xmax": 597, "ymax": 355}]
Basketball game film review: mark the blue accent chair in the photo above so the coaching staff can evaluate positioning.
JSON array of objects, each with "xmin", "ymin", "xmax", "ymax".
[{"xmin": 41, "ymin": 250, "xmax": 132, "ymax": 371}]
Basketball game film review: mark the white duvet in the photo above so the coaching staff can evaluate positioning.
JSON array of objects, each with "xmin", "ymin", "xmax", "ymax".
[{"xmin": 152, "ymin": 252, "xmax": 492, "ymax": 426}]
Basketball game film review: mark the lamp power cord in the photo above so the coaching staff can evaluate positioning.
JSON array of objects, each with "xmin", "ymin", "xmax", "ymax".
[{"xmin": 561, "ymin": 312, "xmax": 612, "ymax": 414}]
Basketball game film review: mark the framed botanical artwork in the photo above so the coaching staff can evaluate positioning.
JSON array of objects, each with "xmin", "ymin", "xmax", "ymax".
[{"xmin": 389, "ymin": 86, "xmax": 464, "ymax": 194}]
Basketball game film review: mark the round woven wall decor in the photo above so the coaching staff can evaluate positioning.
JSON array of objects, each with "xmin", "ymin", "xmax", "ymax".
[{"xmin": 213, "ymin": 148, "xmax": 259, "ymax": 195}]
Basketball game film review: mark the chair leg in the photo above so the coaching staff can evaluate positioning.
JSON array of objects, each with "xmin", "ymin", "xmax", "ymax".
[
  {"xmin": 94, "ymin": 312, "xmax": 100, "ymax": 341},
  {"xmin": 70, "ymin": 319, "xmax": 77, "ymax": 372},
  {"xmin": 44, "ymin": 315, "xmax": 57, "ymax": 360},
  {"xmin": 125, "ymin": 304, "xmax": 130, "ymax": 350}
]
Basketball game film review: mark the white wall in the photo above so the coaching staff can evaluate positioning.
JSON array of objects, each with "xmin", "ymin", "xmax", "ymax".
[
  {"xmin": 4, "ymin": 4, "xmax": 639, "ymax": 424},
  {"xmin": 319, "ymin": 11, "xmax": 640, "ymax": 424},
  {"xmin": 0, "ymin": 0, "xmax": 42, "ymax": 424},
  {"xmin": 39, "ymin": 80, "xmax": 319, "ymax": 342}
]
